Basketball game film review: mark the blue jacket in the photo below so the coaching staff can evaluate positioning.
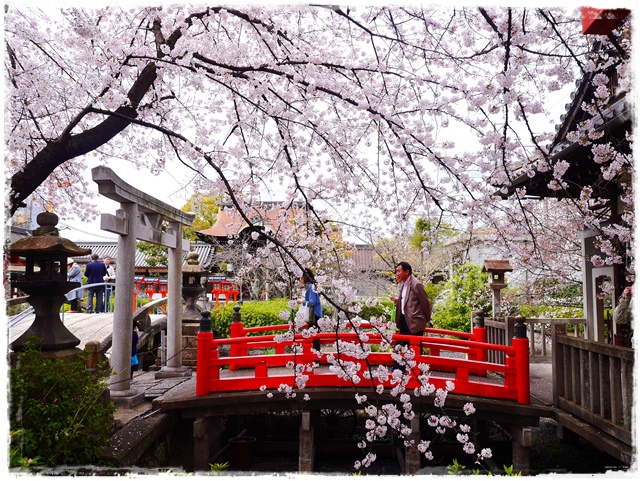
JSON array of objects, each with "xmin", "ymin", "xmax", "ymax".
[
  {"xmin": 85, "ymin": 260, "xmax": 107, "ymax": 285},
  {"xmin": 304, "ymin": 283, "xmax": 323, "ymax": 319}
]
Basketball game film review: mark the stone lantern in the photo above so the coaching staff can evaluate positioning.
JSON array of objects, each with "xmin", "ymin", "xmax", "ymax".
[
  {"xmin": 482, "ymin": 259, "xmax": 513, "ymax": 321},
  {"xmin": 181, "ymin": 251, "xmax": 209, "ymax": 368},
  {"xmin": 182, "ymin": 251, "xmax": 209, "ymax": 321},
  {"xmin": 8, "ymin": 211, "xmax": 91, "ymax": 353}
]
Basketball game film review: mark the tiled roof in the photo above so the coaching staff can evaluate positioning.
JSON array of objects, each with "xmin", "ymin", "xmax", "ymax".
[
  {"xmin": 349, "ymin": 245, "xmax": 389, "ymax": 272},
  {"xmin": 198, "ymin": 203, "xmax": 303, "ymax": 239},
  {"xmin": 71, "ymin": 241, "xmax": 216, "ymax": 269},
  {"xmin": 70, "ymin": 240, "xmax": 383, "ymax": 274}
]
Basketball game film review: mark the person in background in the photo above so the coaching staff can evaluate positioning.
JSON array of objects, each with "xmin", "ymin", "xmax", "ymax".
[
  {"xmin": 297, "ymin": 269, "xmax": 322, "ymax": 351},
  {"xmin": 131, "ymin": 321, "xmax": 140, "ymax": 377},
  {"xmin": 389, "ymin": 261, "xmax": 431, "ymax": 372},
  {"xmin": 66, "ymin": 258, "xmax": 82, "ymax": 312},
  {"xmin": 103, "ymin": 256, "xmax": 116, "ymax": 311},
  {"xmin": 84, "ymin": 253, "xmax": 108, "ymax": 313},
  {"xmin": 614, "ymin": 285, "xmax": 633, "ymax": 347}
]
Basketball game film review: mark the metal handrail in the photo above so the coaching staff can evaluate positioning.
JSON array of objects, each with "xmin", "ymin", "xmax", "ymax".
[
  {"xmin": 61, "ymin": 282, "xmax": 117, "ymax": 322},
  {"xmin": 8, "ymin": 306, "xmax": 35, "ymax": 328},
  {"xmin": 8, "ymin": 282, "xmax": 142, "ymax": 327}
]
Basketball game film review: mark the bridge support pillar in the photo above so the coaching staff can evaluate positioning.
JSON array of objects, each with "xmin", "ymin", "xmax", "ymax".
[
  {"xmin": 299, "ymin": 410, "xmax": 315, "ymax": 473},
  {"xmin": 404, "ymin": 415, "xmax": 421, "ymax": 474},
  {"xmin": 510, "ymin": 425, "xmax": 532, "ymax": 475},
  {"xmin": 193, "ymin": 416, "xmax": 225, "ymax": 472},
  {"xmin": 193, "ymin": 417, "xmax": 209, "ymax": 472}
]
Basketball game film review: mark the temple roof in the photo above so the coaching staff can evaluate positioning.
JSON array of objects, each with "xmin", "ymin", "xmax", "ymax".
[
  {"xmin": 70, "ymin": 241, "xmax": 217, "ymax": 270},
  {"xmin": 499, "ymin": 43, "xmax": 631, "ymax": 200}
]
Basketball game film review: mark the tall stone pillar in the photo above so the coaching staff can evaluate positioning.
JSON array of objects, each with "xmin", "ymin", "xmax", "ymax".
[
  {"xmin": 157, "ymin": 221, "xmax": 191, "ymax": 379},
  {"xmin": 109, "ymin": 203, "xmax": 145, "ymax": 407}
]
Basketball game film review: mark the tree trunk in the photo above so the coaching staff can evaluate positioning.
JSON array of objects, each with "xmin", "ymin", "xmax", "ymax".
[{"xmin": 9, "ymin": 62, "xmax": 157, "ymax": 215}]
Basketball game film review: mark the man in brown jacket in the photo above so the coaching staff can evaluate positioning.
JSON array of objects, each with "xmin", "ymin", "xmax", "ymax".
[{"xmin": 390, "ymin": 261, "xmax": 431, "ymax": 371}]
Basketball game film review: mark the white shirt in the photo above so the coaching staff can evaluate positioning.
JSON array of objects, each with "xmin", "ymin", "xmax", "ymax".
[
  {"xmin": 401, "ymin": 280, "xmax": 409, "ymax": 315},
  {"xmin": 105, "ymin": 264, "xmax": 116, "ymax": 280}
]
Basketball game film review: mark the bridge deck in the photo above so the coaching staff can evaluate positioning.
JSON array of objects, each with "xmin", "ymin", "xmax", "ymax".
[{"xmin": 9, "ymin": 312, "xmax": 166, "ymax": 350}]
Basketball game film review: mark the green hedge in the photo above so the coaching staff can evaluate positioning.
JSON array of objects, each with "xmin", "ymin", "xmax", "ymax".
[
  {"xmin": 209, "ymin": 298, "xmax": 396, "ymax": 338},
  {"xmin": 210, "ymin": 299, "xmax": 292, "ymax": 338}
]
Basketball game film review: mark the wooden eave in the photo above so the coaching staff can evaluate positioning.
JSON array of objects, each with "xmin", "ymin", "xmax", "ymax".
[
  {"xmin": 499, "ymin": 43, "xmax": 630, "ymax": 201},
  {"xmin": 501, "ymin": 98, "xmax": 631, "ymax": 200}
]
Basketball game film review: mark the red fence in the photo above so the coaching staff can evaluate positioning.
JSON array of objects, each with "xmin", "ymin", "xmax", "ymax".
[
  {"xmin": 210, "ymin": 279, "xmax": 240, "ymax": 308},
  {"xmin": 196, "ymin": 319, "xmax": 530, "ymax": 404},
  {"xmin": 134, "ymin": 277, "xmax": 169, "ymax": 299}
]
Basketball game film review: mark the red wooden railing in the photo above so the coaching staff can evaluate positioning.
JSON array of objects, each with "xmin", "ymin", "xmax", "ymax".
[
  {"xmin": 196, "ymin": 319, "xmax": 530, "ymax": 404},
  {"xmin": 211, "ymin": 280, "xmax": 240, "ymax": 308}
]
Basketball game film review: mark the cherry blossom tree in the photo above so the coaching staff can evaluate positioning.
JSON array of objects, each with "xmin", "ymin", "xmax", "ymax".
[
  {"xmin": 5, "ymin": 4, "xmax": 633, "ymax": 470},
  {"xmin": 6, "ymin": 5, "xmax": 631, "ymax": 279}
]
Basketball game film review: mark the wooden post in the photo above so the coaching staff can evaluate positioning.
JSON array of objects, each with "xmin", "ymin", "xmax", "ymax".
[
  {"xmin": 299, "ymin": 410, "xmax": 315, "ymax": 472},
  {"xmin": 513, "ymin": 316, "xmax": 530, "ymax": 405},
  {"xmin": 404, "ymin": 415, "xmax": 421, "ymax": 474},
  {"xmin": 229, "ymin": 305, "xmax": 243, "ymax": 371},
  {"xmin": 510, "ymin": 425, "xmax": 531, "ymax": 475},
  {"xmin": 472, "ymin": 313, "xmax": 487, "ymax": 376},
  {"xmin": 84, "ymin": 340, "xmax": 103, "ymax": 373},
  {"xmin": 196, "ymin": 311, "xmax": 213, "ymax": 396}
]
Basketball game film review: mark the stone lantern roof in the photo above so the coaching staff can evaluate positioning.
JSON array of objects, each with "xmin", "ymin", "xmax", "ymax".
[
  {"xmin": 481, "ymin": 260, "xmax": 513, "ymax": 273},
  {"xmin": 8, "ymin": 211, "xmax": 91, "ymax": 258}
]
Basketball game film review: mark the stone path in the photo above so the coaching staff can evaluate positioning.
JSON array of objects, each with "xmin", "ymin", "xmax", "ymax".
[{"xmin": 113, "ymin": 370, "xmax": 193, "ymax": 425}]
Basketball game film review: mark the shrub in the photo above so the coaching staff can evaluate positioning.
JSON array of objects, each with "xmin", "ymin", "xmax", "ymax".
[
  {"xmin": 424, "ymin": 281, "xmax": 444, "ymax": 309},
  {"xmin": 6, "ymin": 302, "xmax": 31, "ymax": 317},
  {"xmin": 432, "ymin": 264, "xmax": 491, "ymax": 332},
  {"xmin": 356, "ymin": 300, "xmax": 394, "ymax": 321},
  {"xmin": 210, "ymin": 299, "xmax": 292, "ymax": 338},
  {"xmin": 501, "ymin": 281, "xmax": 583, "ymax": 318},
  {"xmin": 210, "ymin": 298, "xmax": 393, "ymax": 338},
  {"xmin": 9, "ymin": 343, "xmax": 115, "ymax": 467}
]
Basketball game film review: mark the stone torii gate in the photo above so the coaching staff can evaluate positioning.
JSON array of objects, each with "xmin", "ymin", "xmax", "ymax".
[{"xmin": 92, "ymin": 166, "xmax": 195, "ymax": 405}]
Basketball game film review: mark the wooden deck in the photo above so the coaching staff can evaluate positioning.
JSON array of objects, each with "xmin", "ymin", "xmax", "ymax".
[
  {"xmin": 156, "ymin": 362, "xmax": 553, "ymax": 415},
  {"xmin": 9, "ymin": 312, "xmax": 166, "ymax": 351}
]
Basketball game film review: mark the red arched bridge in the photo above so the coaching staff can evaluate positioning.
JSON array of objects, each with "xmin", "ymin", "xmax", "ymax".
[{"xmin": 195, "ymin": 313, "xmax": 530, "ymax": 404}]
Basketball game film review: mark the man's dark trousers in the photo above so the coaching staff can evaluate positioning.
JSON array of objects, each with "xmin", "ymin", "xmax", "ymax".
[
  {"xmin": 87, "ymin": 286, "xmax": 105, "ymax": 313},
  {"xmin": 393, "ymin": 313, "xmax": 422, "ymax": 372}
]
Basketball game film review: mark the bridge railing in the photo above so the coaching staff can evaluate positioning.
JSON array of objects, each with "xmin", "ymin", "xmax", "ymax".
[
  {"xmin": 9, "ymin": 284, "xmax": 156, "ymax": 330},
  {"xmin": 196, "ymin": 315, "xmax": 530, "ymax": 404},
  {"xmin": 526, "ymin": 318, "xmax": 586, "ymax": 360},
  {"xmin": 552, "ymin": 329, "xmax": 633, "ymax": 449},
  {"xmin": 484, "ymin": 315, "xmax": 586, "ymax": 361}
]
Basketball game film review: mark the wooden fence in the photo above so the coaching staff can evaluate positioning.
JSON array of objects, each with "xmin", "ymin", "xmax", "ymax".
[
  {"xmin": 484, "ymin": 316, "xmax": 586, "ymax": 361},
  {"xmin": 552, "ymin": 328, "xmax": 634, "ymax": 448}
]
